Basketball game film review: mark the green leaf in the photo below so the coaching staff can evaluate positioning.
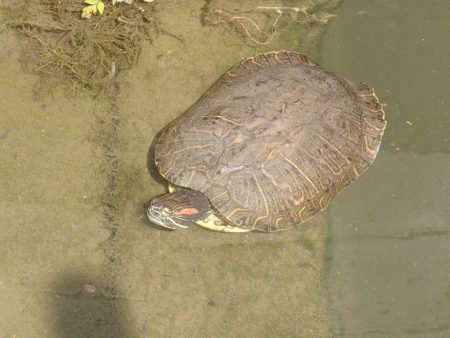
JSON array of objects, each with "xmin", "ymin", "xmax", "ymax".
[
  {"xmin": 81, "ymin": 4, "xmax": 97, "ymax": 19},
  {"xmin": 97, "ymin": 1, "xmax": 105, "ymax": 15},
  {"xmin": 84, "ymin": 0, "xmax": 98, "ymax": 5}
]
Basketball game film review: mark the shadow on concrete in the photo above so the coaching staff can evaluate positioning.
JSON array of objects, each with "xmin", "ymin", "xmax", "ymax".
[{"xmin": 48, "ymin": 272, "xmax": 132, "ymax": 338}]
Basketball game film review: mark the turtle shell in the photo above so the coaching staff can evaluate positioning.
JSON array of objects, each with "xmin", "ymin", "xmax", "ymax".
[{"xmin": 155, "ymin": 51, "xmax": 386, "ymax": 232}]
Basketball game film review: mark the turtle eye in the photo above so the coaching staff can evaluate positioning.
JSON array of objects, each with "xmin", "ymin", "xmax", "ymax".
[{"xmin": 162, "ymin": 207, "xmax": 172, "ymax": 216}]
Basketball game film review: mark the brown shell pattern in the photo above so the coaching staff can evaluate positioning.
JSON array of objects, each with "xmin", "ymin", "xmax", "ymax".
[{"xmin": 155, "ymin": 51, "xmax": 386, "ymax": 232}]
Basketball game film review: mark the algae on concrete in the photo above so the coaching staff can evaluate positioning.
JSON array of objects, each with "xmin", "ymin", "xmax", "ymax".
[{"xmin": 0, "ymin": 0, "xmax": 342, "ymax": 337}]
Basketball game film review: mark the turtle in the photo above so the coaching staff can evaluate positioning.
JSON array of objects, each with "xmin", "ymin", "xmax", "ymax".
[{"xmin": 147, "ymin": 51, "xmax": 386, "ymax": 232}]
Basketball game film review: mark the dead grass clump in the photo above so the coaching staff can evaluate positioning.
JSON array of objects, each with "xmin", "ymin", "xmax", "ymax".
[
  {"xmin": 202, "ymin": 1, "xmax": 337, "ymax": 45},
  {"xmin": 8, "ymin": 0, "xmax": 158, "ymax": 90}
]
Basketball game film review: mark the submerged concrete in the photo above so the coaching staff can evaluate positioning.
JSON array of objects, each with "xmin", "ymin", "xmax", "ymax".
[{"xmin": 0, "ymin": 0, "xmax": 342, "ymax": 336}]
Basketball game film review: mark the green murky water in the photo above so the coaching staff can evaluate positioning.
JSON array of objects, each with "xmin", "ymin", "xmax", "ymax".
[
  {"xmin": 0, "ymin": 0, "xmax": 449, "ymax": 337},
  {"xmin": 321, "ymin": 0, "xmax": 450, "ymax": 337}
]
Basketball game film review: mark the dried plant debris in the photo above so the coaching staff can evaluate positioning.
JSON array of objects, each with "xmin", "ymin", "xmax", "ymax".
[
  {"xmin": 202, "ymin": 0, "xmax": 339, "ymax": 45},
  {"xmin": 7, "ymin": 0, "xmax": 158, "ymax": 90}
]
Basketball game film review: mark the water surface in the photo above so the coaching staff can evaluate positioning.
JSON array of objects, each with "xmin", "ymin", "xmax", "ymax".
[{"xmin": 321, "ymin": 1, "xmax": 450, "ymax": 336}]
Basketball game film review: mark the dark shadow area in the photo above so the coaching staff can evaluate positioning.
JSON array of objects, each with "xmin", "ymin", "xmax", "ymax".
[{"xmin": 48, "ymin": 272, "xmax": 132, "ymax": 338}]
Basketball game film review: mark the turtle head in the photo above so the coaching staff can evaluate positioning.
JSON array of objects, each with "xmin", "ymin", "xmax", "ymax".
[{"xmin": 147, "ymin": 187, "xmax": 211, "ymax": 230}]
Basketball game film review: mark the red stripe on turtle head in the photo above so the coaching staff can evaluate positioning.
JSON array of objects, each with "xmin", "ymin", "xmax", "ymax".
[{"xmin": 174, "ymin": 208, "xmax": 199, "ymax": 216}]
